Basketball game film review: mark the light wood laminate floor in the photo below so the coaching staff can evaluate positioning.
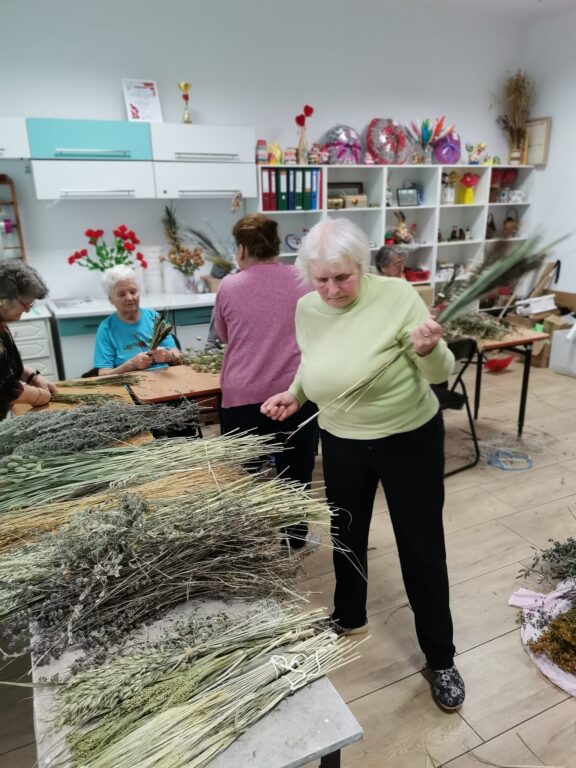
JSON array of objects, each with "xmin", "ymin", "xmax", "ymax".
[{"xmin": 2, "ymin": 363, "xmax": 576, "ymax": 767}]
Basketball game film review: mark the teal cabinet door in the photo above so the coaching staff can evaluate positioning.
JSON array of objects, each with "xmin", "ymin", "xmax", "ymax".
[{"xmin": 27, "ymin": 118, "xmax": 152, "ymax": 160}]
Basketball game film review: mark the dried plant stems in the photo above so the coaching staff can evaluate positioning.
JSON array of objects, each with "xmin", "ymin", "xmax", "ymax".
[
  {"xmin": 0, "ymin": 432, "xmax": 281, "ymax": 514},
  {"xmin": 0, "ymin": 473, "xmax": 330, "ymax": 656},
  {"xmin": 0, "ymin": 401, "xmax": 200, "ymax": 459},
  {"xmin": 149, "ymin": 309, "xmax": 174, "ymax": 350},
  {"xmin": 0, "ymin": 465, "xmax": 244, "ymax": 553},
  {"xmin": 50, "ymin": 392, "xmax": 121, "ymax": 405},
  {"xmin": 58, "ymin": 374, "xmax": 142, "ymax": 388},
  {"xmin": 76, "ymin": 631, "xmax": 361, "ymax": 768},
  {"xmin": 182, "ymin": 348, "xmax": 224, "ymax": 374}
]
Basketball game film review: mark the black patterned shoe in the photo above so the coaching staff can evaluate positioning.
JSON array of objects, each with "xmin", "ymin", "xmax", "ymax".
[{"xmin": 431, "ymin": 665, "xmax": 465, "ymax": 710}]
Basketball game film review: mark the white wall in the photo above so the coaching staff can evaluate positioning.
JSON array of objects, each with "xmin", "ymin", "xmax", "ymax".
[
  {"xmin": 521, "ymin": 8, "xmax": 576, "ymax": 291},
  {"xmin": 0, "ymin": 0, "xmax": 529, "ymax": 297}
]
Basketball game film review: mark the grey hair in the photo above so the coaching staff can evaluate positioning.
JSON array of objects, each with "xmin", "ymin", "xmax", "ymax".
[
  {"xmin": 0, "ymin": 259, "xmax": 48, "ymax": 301},
  {"xmin": 101, "ymin": 265, "xmax": 138, "ymax": 298},
  {"xmin": 375, "ymin": 246, "xmax": 402, "ymax": 273},
  {"xmin": 296, "ymin": 218, "xmax": 370, "ymax": 284}
]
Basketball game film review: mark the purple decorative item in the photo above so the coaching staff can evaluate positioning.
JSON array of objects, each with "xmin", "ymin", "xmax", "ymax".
[
  {"xmin": 432, "ymin": 132, "xmax": 461, "ymax": 165},
  {"xmin": 367, "ymin": 118, "xmax": 413, "ymax": 165},
  {"xmin": 323, "ymin": 125, "xmax": 362, "ymax": 165}
]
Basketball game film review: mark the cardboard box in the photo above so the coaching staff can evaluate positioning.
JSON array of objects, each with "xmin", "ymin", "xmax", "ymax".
[
  {"xmin": 549, "ymin": 290, "xmax": 576, "ymax": 313},
  {"xmin": 414, "ymin": 285, "xmax": 434, "ymax": 307},
  {"xmin": 508, "ymin": 312, "xmax": 570, "ymax": 368}
]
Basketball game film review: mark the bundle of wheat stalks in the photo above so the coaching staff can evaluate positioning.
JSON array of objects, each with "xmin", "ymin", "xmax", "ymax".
[
  {"xmin": 39, "ymin": 604, "xmax": 361, "ymax": 768},
  {"xmin": 0, "ymin": 471, "xmax": 330, "ymax": 657}
]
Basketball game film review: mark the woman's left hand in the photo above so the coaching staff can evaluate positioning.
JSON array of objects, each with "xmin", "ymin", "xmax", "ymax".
[{"xmin": 410, "ymin": 317, "xmax": 444, "ymax": 357}]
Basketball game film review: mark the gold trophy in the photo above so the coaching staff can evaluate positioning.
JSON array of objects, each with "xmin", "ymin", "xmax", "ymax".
[{"xmin": 178, "ymin": 82, "xmax": 192, "ymax": 124}]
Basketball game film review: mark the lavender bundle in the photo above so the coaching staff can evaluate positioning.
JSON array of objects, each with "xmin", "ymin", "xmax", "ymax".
[{"xmin": 0, "ymin": 400, "xmax": 200, "ymax": 458}]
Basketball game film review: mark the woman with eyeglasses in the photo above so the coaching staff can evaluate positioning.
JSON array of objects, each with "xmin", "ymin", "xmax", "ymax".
[{"xmin": 0, "ymin": 259, "xmax": 57, "ymax": 419}]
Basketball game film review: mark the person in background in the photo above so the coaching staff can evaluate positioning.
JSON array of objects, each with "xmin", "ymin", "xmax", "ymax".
[
  {"xmin": 261, "ymin": 218, "xmax": 465, "ymax": 711},
  {"xmin": 0, "ymin": 259, "xmax": 57, "ymax": 418},
  {"xmin": 94, "ymin": 265, "xmax": 182, "ymax": 375},
  {"xmin": 375, "ymin": 245, "xmax": 405, "ymax": 278},
  {"xmin": 214, "ymin": 213, "xmax": 318, "ymax": 550}
]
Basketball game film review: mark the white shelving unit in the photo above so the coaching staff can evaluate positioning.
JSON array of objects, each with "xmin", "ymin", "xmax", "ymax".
[{"xmin": 255, "ymin": 164, "xmax": 535, "ymax": 297}]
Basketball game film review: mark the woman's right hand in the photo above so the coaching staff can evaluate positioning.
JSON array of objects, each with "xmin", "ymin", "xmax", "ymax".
[
  {"xmin": 130, "ymin": 352, "xmax": 154, "ymax": 371},
  {"xmin": 261, "ymin": 392, "xmax": 300, "ymax": 421}
]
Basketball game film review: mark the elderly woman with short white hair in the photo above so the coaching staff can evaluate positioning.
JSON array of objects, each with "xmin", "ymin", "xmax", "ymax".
[
  {"xmin": 94, "ymin": 265, "xmax": 181, "ymax": 376},
  {"xmin": 262, "ymin": 218, "xmax": 466, "ymax": 711}
]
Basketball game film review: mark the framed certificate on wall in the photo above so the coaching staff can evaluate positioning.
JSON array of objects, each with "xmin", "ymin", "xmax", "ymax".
[
  {"xmin": 526, "ymin": 117, "xmax": 551, "ymax": 166},
  {"xmin": 122, "ymin": 79, "xmax": 163, "ymax": 123}
]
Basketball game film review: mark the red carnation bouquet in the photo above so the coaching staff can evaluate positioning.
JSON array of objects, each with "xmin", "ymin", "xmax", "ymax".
[{"xmin": 67, "ymin": 225, "xmax": 148, "ymax": 271}]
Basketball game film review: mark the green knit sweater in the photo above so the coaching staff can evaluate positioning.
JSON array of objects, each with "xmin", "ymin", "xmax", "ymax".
[{"xmin": 288, "ymin": 273, "xmax": 455, "ymax": 439}]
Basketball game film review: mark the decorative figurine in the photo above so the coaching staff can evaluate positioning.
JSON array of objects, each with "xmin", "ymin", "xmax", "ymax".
[
  {"xmin": 465, "ymin": 142, "xmax": 487, "ymax": 165},
  {"xmin": 267, "ymin": 144, "xmax": 283, "ymax": 164},
  {"xmin": 307, "ymin": 143, "xmax": 322, "ymax": 165},
  {"xmin": 178, "ymin": 82, "xmax": 192, "ymax": 124},
  {"xmin": 283, "ymin": 147, "xmax": 298, "ymax": 165},
  {"xmin": 458, "ymin": 227, "xmax": 466, "ymax": 241},
  {"xmin": 393, "ymin": 211, "xmax": 413, "ymax": 244},
  {"xmin": 449, "ymin": 226, "xmax": 459, "ymax": 242},
  {"xmin": 363, "ymin": 151, "xmax": 376, "ymax": 165}
]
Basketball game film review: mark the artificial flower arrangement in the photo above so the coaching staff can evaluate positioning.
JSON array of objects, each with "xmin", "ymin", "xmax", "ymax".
[
  {"xmin": 68, "ymin": 226, "xmax": 147, "ymax": 271},
  {"xmin": 458, "ymin": 172, "xmax": 481, "ymax": 204},
  {"xmin": 295, "ymin": 104, "xmax": 314, "ymax": 164},
  {"xmin": 161, "ymin": 206, "xmax": 205, "ymax": 276},
  {"xmin": 404, "ymin": 117, "xmax": 456, "ymax": 161}
]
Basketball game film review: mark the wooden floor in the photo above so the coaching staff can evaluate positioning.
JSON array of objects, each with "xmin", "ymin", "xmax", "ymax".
[{"xmin": 2, "ymin": 362, "xmax": 576, "ymax": 767}]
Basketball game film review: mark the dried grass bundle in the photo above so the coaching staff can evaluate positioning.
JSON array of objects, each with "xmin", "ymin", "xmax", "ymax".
[
  {"xmin": 182, "ymin": 347, "xmax": 224, "ymax": 374},
  {"xmin": 496, "ymin": 69, "xmax": 535, "ymax": 148},
  {"xmin": 149, "ymin": 310, "xmax": 174, "ymax": 350},
  {"xmin": 52, "ymin": 604, "xmax": 332, "ymax": 763},
  {"xmin": 0, "ymin": 465, "xmax": 243, "ymax": 553},
  {"xmin": 0, "ymin": 473, "xmax": 330, "ymax": 657},
  {"xmin": 58, "ymin": 373, "xmax": 142, "ymax": 388},
  {"xmin": 49, "ymin": 392, "xmax": 121, "ymax": 405},
  {"xmin": 0, "ymin": 432, "xmax": 281, "ymax": 514},
  {"xmin": 73, "ymin": 630, "xmax": 360, "ymax": 768}
]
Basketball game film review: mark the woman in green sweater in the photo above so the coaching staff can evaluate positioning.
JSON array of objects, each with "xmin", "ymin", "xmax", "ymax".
[{"xmin": 261, "ymin": 218, "xmax": 465, "ymax": 711}]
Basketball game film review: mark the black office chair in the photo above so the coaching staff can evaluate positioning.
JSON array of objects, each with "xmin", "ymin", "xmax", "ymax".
[{"xmin": 432, "ymin": 337, "xmax": 480, "ymax": 478}]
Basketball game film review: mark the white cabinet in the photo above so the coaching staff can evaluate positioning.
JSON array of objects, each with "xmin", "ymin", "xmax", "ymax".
[
  {"xmin": 8, "ymin": 307, "xmax": 58, "ymax": 379},
  {"xmin": 151, "ymin": 124, "xmax": 255, "ymax": 163},
  {"xmin": 257, "ymin": 163, "xmax": 536, "ymax": 296},
  {"xmin": 0, "ymin": 118, "xmax": 30, "ymax": 159},
  {"xmin": 154, "ymin": 162, "xmax": 256, "ymax": 199},
  {"xmin": 31, "ymin": 160, "xmax": 156, "ymax": 200}
]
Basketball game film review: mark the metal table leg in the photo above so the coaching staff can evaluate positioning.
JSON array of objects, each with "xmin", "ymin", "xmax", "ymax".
[
  {"xmin": 320, "ymin": 750, "xmax": 341, "ymax": 768},
  {"xmin": 474, "ymin": 350, "xmax": 484, "ymax": 420},
  {"xmin": 517, "ymin": 344, "xmax": 533, "ymax": 438}
]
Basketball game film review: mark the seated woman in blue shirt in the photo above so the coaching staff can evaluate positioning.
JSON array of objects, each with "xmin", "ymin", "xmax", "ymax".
[{"xmin": 94, "ymin": 265, "xmax": 181, "ymax": 375}]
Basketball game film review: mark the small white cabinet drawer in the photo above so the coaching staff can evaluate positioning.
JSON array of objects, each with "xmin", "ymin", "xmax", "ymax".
[
  {"xmin": 31, "ymin": 160, "xmax": 156, "ymax": 200},
  {"xmin": 22, "ymin": 358, "xmax": 57, "ymax": 378},
  {"xmin": 154, "ymin": 162, "xmax": 257, "ymax": 198},
  {"xmin": 7, "ymin": 318, "xmax": 49, "ymax": 342},
  {"xmin": 151, "ymin": 124, "xmax": 255, "ymax": 163},
  {"xmin": 16, "ymin": 338, "xmax": 53, "ymax": 359},
  {"xmin": 0, "ymin": 118, "xmax": 30, "ymax": 159}
]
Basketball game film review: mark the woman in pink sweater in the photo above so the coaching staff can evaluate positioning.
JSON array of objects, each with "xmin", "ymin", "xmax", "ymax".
[{"xmin": 214, "ymin": 214, "xmax": 318, "ymax": 548}]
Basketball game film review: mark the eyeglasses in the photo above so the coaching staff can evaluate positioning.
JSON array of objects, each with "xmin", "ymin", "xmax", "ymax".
[{"xmin": 17, "ymin": 298, "xmax": 35, "ymax": 312}]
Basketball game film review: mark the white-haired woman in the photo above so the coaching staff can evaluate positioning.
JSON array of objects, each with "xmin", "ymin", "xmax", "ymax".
[
  {"xmin": 94, "ymin": 265, "xmax": 181, "ymax": 375},
  {"xmin": 261, "ymin": 218, "xmax": 465, "ymax": 711},
  {"xmin": 0, "ymin": 259, "xmax": 57, "ymax": 417}
]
